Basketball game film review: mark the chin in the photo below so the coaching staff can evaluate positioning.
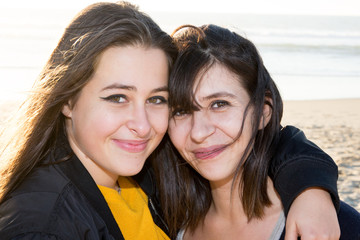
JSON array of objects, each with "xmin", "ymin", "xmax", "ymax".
[
  {"xmin": 120, "ymin": 162, "xmax": 147, "ymax": 176},
  {"xmin": 199, "ymin": 170, "xmax": 232, "ymax": 183}
]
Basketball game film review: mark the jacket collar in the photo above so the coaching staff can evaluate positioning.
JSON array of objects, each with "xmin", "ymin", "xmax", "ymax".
[{"xmin": 53, "ymin": 133, "xmax": 124, "ymax": 239}]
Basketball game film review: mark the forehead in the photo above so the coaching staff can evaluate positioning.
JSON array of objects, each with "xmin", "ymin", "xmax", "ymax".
[
  {"xmin": 92, "ymin": 45, "xmax": 169, "ymax": 87},
  {"xmin": 193, "ymin": 63, "xmax": 242, "ymax": 97}
]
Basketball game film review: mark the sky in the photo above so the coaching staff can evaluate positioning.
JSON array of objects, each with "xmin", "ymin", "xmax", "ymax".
[{"xmin": 1, "ymin": 0, "xmax": 360, "ymax": 16}]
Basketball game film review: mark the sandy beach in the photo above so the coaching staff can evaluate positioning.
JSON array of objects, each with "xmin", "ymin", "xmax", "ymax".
[
  {"xmin": 1, "ymin": 98, "xmax": 359, "ymax": 211},
  {"xmin": 282, "ymin": 98, "xmax": 360, "ymax": 211}
]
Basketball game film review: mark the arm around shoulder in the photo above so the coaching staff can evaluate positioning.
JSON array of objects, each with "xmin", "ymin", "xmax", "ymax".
[{"xmin": 269, "ymin": 125, "xmax": 339, "ymax": 215}]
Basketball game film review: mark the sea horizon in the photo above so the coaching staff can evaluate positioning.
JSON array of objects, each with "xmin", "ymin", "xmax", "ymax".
[{"xmin": 1, "ymin": 8, "xmax": 359, "ymax": 101}]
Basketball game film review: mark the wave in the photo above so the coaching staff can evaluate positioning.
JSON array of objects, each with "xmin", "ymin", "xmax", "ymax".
[
  {"xmin": 257, "ymin": 43, "xmax": 360, "ymax": 53},
  {"xmin": 239, "ymin": 27, "xmax": 360, "ymax": 38},
  {"xmin": 237, "ymin": 29, "xmax": 360, "ymax": 48}
]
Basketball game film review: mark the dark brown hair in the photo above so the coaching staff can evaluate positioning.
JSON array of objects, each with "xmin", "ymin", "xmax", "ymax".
[
  {"xmin": 153, "ymin": 24, "xmax": 283, "ymax": 237},
  {"xmin": 0, "ymin": 1, "xmax": 177, "ymax": 203}
]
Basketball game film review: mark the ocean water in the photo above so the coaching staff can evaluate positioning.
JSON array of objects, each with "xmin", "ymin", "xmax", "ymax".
[
  {"xmin": 153, "ymin": 12, "xmax": 360, "ymax": 100},
  {"xmin": 0, "ymin": 8, "xmax": 359, "ymax": 101}
]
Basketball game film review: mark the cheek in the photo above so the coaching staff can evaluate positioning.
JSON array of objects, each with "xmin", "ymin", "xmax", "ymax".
[
  {"xmin": 93, "ymin": 112, "xmax": 121, "ymax": 135},
  {"xmin": 149, "ymin": 108, "xmax": 169, "ymax": 134},
  {"xmin": 75, "ymin": 105, "xmax": 121, "ymax": 139},
  {"xmin": 231, "ymin": 113, "xmax": 254, "ymax": 151},
  {"xmin": 168, "ymin": 119, "xmax": 188, "ymax": 150},
  {"xmin": 211, "ymin": 111, "xmax": 244, "ymax": 139}
]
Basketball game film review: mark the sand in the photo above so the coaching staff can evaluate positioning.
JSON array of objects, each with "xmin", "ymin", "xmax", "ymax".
[
  {"xmin": 1, "ymin": 98, "xmax": 359, "ymax": 211},
  {"xmin": 282, "ymin": 99, "xmax": 360, "ymax": 211}
]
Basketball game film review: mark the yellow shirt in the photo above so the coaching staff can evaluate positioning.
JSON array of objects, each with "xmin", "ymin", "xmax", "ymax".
[{"xmin": 98, "ymin": 177, "xmax": 169, "ymax": 240}]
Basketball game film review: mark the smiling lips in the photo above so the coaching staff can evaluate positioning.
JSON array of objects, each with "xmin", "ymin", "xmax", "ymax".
[
  {"xmin": 113, "ymin": 139, "xmax": 149, "ymax": 153},
  {"xmin": 193, "ymin": 145, "xmax": 227, "ymax": 160}
]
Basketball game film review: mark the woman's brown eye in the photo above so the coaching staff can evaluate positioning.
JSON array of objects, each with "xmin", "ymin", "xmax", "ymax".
[
  {"xmin": 212, "ymin": 100, "xmax": 229, "ymax": 109},
  {"xmin": 148, "ymin": 96, "xmax": 167, "ymax": 104},
  {"xmin": 101, "ymin": 94, "xmax": 127, "ymax": 103},
  {"xmin": 172, "ymin": 109, "xmax": 188, "ymax": 117}
]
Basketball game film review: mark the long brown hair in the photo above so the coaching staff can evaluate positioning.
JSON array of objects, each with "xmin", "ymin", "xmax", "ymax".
[
  {"xmin": 153, "ymin": 24, "xmax": 283, "ymax": 237},
  {"xmin": 0, "ymin": 1, "xmax": 177, "ymax": 203}
]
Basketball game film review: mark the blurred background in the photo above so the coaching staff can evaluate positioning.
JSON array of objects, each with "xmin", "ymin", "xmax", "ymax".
[{"xmin": 0, "ymin": 0, "xmax": 359, "ymax": 101}]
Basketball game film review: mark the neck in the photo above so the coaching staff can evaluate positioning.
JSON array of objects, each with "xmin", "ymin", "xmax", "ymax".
[
  {"xmin": 209, "ymin": 175, "xmax": 247, "ymax": 221},
  {"xmin": 209, "ymin": 176, "xmax": 282, "ymax": 222}
]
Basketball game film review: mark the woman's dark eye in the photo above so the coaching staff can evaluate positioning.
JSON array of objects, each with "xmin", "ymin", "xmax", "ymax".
[
  {"xmin": 172, "ymin": 108, "xmax": 189, "ymax": 117},
  {"xmin": 101, "ymin": 94, "xmax": 127, "ymax": 103},
  {"xmin": 147, "ymin": 96, "xmax": 168, "ymax": 105},
  {"xmin": 211, "ymin": 100, "xmax": 229, "ymax": 109}
]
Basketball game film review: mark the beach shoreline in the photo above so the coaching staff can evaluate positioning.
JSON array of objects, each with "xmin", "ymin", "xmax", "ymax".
[{"xmin": 1, "ymin": 98, "xmax": 359, "ymax": 211}]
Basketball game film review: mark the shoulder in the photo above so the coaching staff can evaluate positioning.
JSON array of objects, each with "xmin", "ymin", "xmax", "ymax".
[
  {"xmin": 0, "ymin": 164, "xmax": 63, "ymax": 237},
  {"xmin": 0, "ymin": 164, "xmax": 108, "ymax": 239},
  {"xmin": 270, "ymin": 125, "xmax": 340, "ymax": 214},
  {"xmin": 277, "ymin": 125, "xmax": 332, "ymax": 160},
  {"xmin": 338, "ymin": 201, "xmax": 360, "ymax": 239},
  {"xmin": 0, "ymin": 164, "xmax": 71, "ymax": 237},
  {"xmin": 272, "ymin": 125, "xmax": 337, "ymax": 176}
]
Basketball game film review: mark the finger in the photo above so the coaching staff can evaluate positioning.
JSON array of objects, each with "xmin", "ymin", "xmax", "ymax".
[{"xmin": 284, "ymin": 224, "xmax": 299, "ymax": 240}]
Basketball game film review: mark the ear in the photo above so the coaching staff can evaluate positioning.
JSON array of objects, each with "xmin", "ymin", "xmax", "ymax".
[
  {"xmin": 258, "ymin": 97, "xmax": 272, "ymax": 130},
  {"xmin": 61, "ymin": 101, "xmax": 73, "ymax": 118}
]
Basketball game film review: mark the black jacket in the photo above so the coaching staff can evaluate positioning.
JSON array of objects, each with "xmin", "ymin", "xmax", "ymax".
[
  {"xmin": 0, "ymin": 126, "xmax": 339, "ymax": 239},
  {"xmin": 270, "ymin": 125, "xmax": 339, "ymax": 215},
  {"xmin": 0, "ymin": 134, "xmax": 166, "ymax": 240}
]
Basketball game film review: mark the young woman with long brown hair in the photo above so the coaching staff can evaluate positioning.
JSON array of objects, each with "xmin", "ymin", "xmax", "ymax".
[{"xmin": 0, "ymin": 2, "xmax": 176, "ymax": 239}]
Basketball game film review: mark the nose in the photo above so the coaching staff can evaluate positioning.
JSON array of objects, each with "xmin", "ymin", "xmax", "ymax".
[
  {"xmin": 126, "ymin": 104, "xmax": 151, "ymax": 138},
  {"xmin": 190, "ymin": 111, "xmax": 215, "ymax": 143}
]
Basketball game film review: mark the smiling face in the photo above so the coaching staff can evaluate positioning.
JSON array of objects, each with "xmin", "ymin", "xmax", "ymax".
[
  {"xmin": 62, "ymin": 46, "xmax": 169, "ymax": 188},
  {"xmin": 168, "ymin": 63, "xmax": 255, "ymax": 184}
]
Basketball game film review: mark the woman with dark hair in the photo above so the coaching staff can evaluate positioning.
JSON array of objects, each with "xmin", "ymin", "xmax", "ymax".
[
  {"xmin": 0, "ymin": 2, "xmax": 346, "ymax": 239},
  {"xmin": 154, "ymin": 24, "xmax": 360, "ymax": 239}
]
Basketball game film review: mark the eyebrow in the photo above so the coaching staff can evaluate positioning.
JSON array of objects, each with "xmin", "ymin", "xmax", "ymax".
[
  {"xmin": 152, "ymin": 86, "xmax": 169, "ymax": 93},
  {"xmin": 102, "ymin": 83, "xmax": 168, "ymax": 93},
  {"xmin": 201, "ymin": 92, "xmax": 237, "ymax": 101},
  {"xmin": 101, "ymin": 83, "xmax": 135, "ymax": 91}
]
